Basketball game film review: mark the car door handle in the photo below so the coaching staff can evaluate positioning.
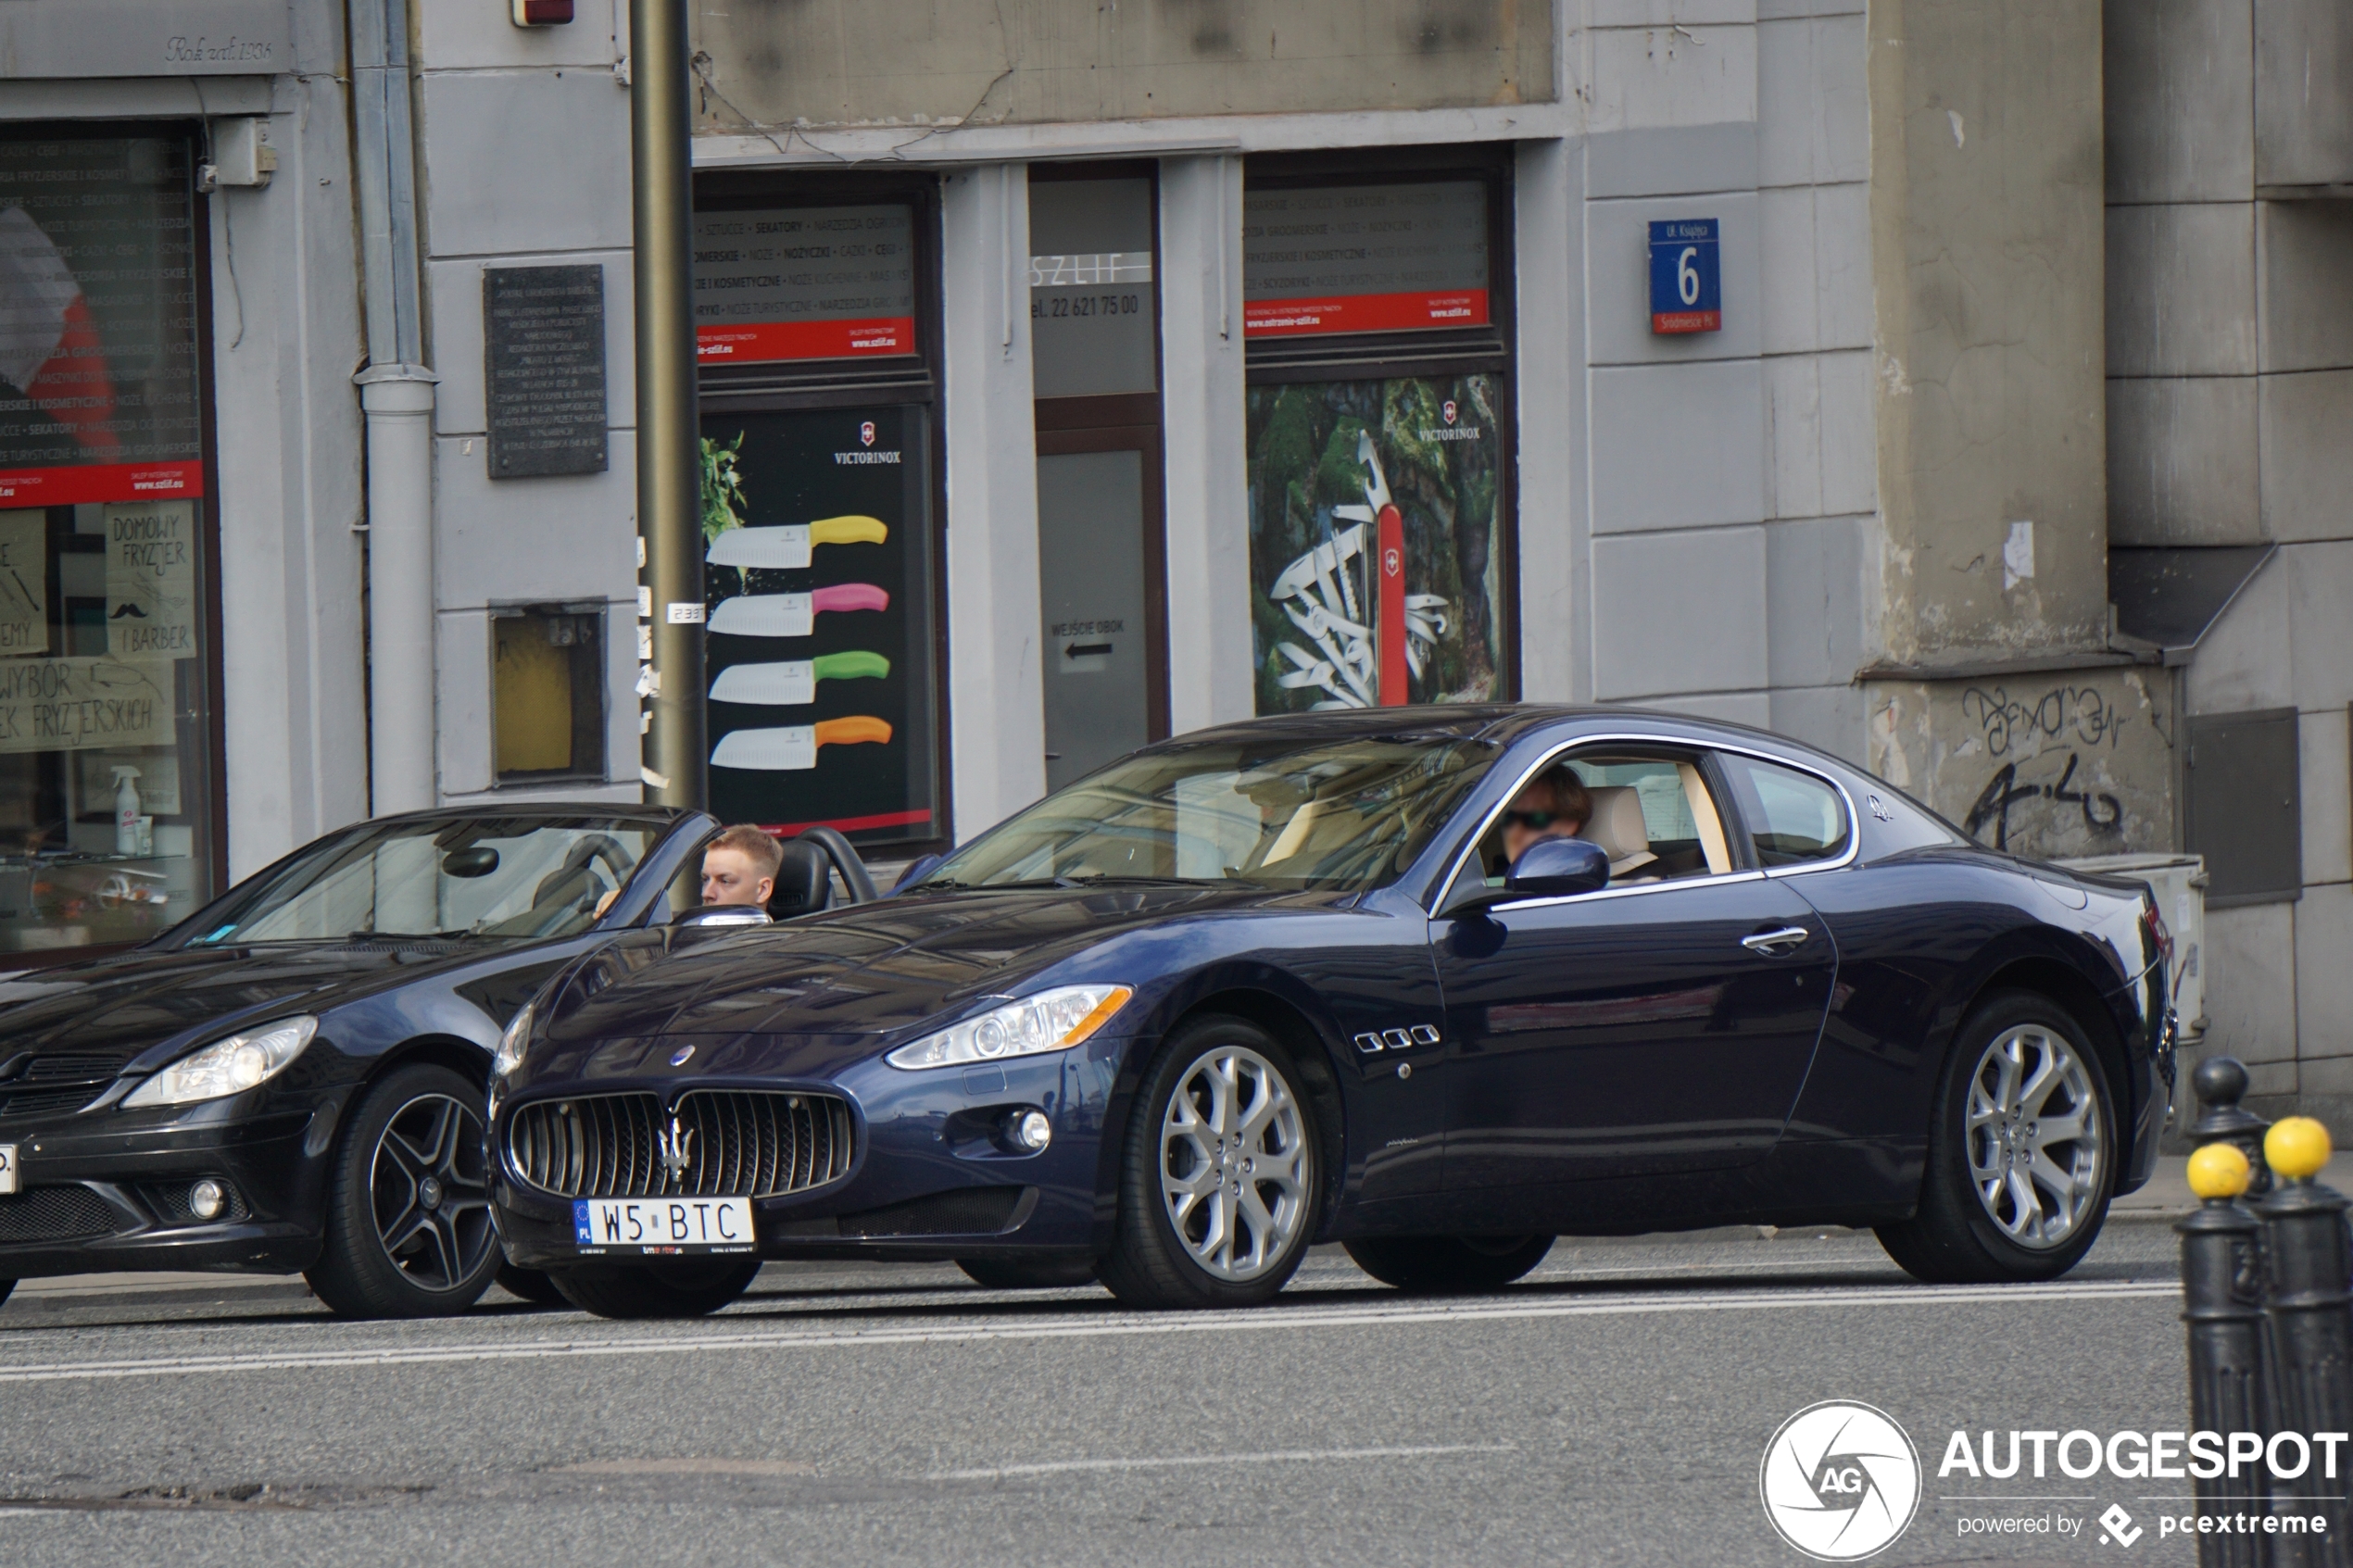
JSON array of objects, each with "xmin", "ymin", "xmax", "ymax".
[{"xmin": 1741, "ymin": 926, "xmax": 1810, "ymax": 955}]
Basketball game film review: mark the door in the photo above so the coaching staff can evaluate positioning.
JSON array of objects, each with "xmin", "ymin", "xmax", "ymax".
[
  {"xmin": 1029, "ymin": 167, "xmax": 1168, "ymax": 789},
  {"xmin": 1432, "ymin": 747, "xmax": 1836, "ymax": 1190},
  {"xmin": 1035, "ymin": 436, "xmax": 1166, "ymax": 790}
]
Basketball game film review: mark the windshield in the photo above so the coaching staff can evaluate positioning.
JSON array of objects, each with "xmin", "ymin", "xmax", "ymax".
[
  {"xmin": 185, "ymin": 817, "xmax": 663, "ymax": 944},
  {"xmin": 924, "ymin": 735, "xmax": 1495, "ymax": 894}
]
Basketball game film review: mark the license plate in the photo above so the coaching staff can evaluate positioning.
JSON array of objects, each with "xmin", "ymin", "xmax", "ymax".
[
  {"xmin": 573, "ymin": 1197, "xmax": 754, "ymax": 1254},
  {"xmin": 0, "ymin": 1144, "xmax": 14, "ymax": 1195}
]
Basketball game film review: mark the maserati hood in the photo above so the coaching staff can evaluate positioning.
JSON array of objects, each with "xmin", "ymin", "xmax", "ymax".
[{"xmin": 542, "ymin": 884, "xmax": 1335, "ymax": 1045}]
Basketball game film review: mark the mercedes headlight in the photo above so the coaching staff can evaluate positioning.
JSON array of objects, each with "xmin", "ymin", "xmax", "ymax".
[
  {"xmin": 124, "ymin": 1016, "xmax": 318, "ymax": 1109},
  {"xmin": 494, "ymin": 1000, "xmax": 535, "ymax": 1079},
  {"xmin": 885, "ymin": 985, "xmax": 1132, "ymax": 1071}
]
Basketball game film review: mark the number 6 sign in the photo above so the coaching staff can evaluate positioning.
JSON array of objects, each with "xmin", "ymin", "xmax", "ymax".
[{"xmin": 1648, "ymin": 218, "xmax": 1721, "ymax": 334}]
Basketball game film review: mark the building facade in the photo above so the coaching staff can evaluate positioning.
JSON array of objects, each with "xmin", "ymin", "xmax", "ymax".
[{"xmin": 1, "ymin": 1, "xmax": 2346, "ymax": 1126}]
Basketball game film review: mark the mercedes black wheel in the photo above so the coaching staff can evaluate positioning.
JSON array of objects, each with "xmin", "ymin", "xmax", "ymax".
[
  {"xmin": 306, "ymin": 1064, "xmax": 502, "ymax": 1319},
  {"xmin": 1876, "ymin": 990, "xmax": 2116, "ymax": 1285},
  {"xmin": 548, "ymin": 1260, "xmax": 762, "ymax": 1320},
  {"xmin": 955, "ymin": 1255, "xmax": 1099, "ymax": 1289},
  {"xmin": 495, "ymin": 1260, "xmax": 567, "ymax": 1306},
  {"xmin": 1098, "ymin": 1015, "xmax": 1321, "ymax": 1311},
  {"xmin": 1344, "ymin": 1234, "xmax": 1555, "ymax": 1292}
]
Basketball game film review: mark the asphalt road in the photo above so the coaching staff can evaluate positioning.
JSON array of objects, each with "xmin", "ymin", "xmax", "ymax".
[{"xmin": 0, "ymin": 1217, "xmax": 2207, "ymax": 1567}]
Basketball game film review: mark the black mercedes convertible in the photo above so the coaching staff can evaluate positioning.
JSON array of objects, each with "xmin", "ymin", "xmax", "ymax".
[
  {"xmin": 0, "ymin": 805, "xmax": 875, "ymax": 1317},
  {"xmin": 490, "ymin": 706, "xmax": 2175, "ymax": 1318}
]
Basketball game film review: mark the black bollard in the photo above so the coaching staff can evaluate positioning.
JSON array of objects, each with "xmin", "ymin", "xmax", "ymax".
[
  {"xmin": 2196, "ymin": 1058, "xmax": 2276, "ymax": 1198},
  {"xmin": 2256, "ymin": 1119, "xmax": 2353, "ymax": 1568},
  {"xmin": 2181, "ymin": 1142, "xmax": 2271, "ymax": 1568}
]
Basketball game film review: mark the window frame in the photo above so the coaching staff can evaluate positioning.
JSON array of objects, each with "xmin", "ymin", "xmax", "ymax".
[
  {"xmin": 1711, "ymin": 748, "xmax": 1859, "ymax": 873},
  {"xmin": 1431, "ymin": 733, "xmax": 1862, "ymax": 915}
]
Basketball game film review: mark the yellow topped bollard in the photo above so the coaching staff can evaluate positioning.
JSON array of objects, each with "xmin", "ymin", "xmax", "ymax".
[
  {"xmin": 2187, "ymin": 1141, "xmax": 2253, "ymax": 1200},
  {"xmin": 2265, "ymin": 1116, "xmax": 2333, "ymax": 1182}
]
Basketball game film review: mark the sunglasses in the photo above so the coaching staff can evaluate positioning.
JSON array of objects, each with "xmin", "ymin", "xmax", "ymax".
[{"xmin": 1501, "ymin": 810, "xmax": 1562, "ymax": 830}]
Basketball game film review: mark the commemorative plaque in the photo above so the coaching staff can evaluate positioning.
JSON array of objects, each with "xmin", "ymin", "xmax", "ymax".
[{"xmin": 484, "ymin": 265, "xmax": 607, "ymax": 478}]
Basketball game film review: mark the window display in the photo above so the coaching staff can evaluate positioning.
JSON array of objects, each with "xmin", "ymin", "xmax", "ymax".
[
  {"xmin": 699, "ymin": 405, "xmax": 938, "ymax": 846},
  {"xmin": 0, "ymin": 132, "xmax": 217, "ymax": 952},
  {"xmin": 1246, "ymin": 374, "xmax": 1505, "ymax": 711}
]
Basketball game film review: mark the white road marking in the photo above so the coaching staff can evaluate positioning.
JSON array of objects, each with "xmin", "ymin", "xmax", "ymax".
[
  {"xmin": 927, "ymin": 1443, "xmax": 1515, "ymax": 1481},
  {"xmin": 0, "ymin": 1279, "xmax": 2174, "ymax": 1386}
]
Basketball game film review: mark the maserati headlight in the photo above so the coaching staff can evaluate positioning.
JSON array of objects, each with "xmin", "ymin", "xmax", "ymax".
[
  {"xmin": 885, "ymin": 985, "xmax": 1132, "ymax": 1071},
  {"xmin": 493, "ymin": 1000, "xmax": 535, "ymax": 1080},
  {"xmin": 123, "ymin": 1016, "xmax": 318, "ymax": 1109}
]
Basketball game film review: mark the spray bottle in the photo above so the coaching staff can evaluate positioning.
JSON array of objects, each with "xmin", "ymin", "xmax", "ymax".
[{"xmin": 111, "ymin": 765, "xmax": 141, "ymax": 856}]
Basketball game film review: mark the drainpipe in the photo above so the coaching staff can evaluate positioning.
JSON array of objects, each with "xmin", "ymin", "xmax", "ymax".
[{"xmin": 348, "ymin": 0, "xmax": 437, "ymax": 814}]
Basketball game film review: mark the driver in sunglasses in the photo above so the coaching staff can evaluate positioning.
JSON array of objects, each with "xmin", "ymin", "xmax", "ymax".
[{"xmin": 1500, "ymin": 767, "xmax": 1593, "ymax": 869}]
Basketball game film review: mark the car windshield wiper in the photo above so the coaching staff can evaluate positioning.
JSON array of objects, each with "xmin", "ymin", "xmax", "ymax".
[{"xmin": 343, "ymin": 929, "xmax": 479, "ymax": 942}]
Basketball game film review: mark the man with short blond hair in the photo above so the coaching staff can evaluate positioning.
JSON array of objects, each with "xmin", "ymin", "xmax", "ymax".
[{"xmin": 701, "ymin": 823, "xmax": 784, "ymax": 909}]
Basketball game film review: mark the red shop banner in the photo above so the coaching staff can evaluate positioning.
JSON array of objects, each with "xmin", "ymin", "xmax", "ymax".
[
  {"xmin": 1244, "ymin": 289, "xmax": 1491, "ymax": 338},
  {"xmin": 0, "ymin": 460, "xmax": 204, "ymax": 508},
  {"xmin": 696, "ymin": 318, "xmax": 917, "ymax": 364}
]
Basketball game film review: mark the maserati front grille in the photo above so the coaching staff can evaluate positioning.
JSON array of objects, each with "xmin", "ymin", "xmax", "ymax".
[{"xmin": 506, "ymin": 1090, "xmax": 854, "ymax": 1199}]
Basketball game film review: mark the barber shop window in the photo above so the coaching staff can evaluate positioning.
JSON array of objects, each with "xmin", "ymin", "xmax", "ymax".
[
  {"xmin": 491, "ymin": 605, "xmax": 606, "ymax": 784},
  {"xmin": 1717, "ymin": 754, "xmax": 1851, "ymax": 867},
  {"xmin": 0, "ymin": 130, "xmax": 223, "ymax": 956}
]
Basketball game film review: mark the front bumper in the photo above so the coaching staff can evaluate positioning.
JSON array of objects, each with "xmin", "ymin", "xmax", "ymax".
[
  {"xmin": 490, "ymin": 1037, "xmax": 1128, "ymax": 1270},
  {"xmin": 0, "ymin": 1093, "xmax": 347, "ymax": 1280}
]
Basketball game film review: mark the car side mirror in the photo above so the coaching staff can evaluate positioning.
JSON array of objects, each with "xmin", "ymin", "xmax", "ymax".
[
  {"xmin": 1504, "ymin": 836, "xmax": 1611, "ymax": 898},
  {"xmin": 441, "ymin": 846, "xmax": 500, "ymax": 879},
  {"xmin": 672, "ymin": 903, "xmax": 772, "ymax": 929}
]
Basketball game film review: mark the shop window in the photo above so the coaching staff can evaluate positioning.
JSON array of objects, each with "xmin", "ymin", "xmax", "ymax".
[
  {"xmin": 693, "ymin": 172, "xmax": 946, "ymax": 850},
  {"xmin": 492, "ymin": 606, "xmax": 606, "ymax": 784},
  {"xmin": 2185, "ymin": 708, "xmax": 2301, "ymax": 908},
  {"xmin": 1241, "ymin": 155, "xmax": 1515, "ymax": 713},
  {"xmin": 0, "ymin": 132, "xmax": 219, "ymax": 955}
]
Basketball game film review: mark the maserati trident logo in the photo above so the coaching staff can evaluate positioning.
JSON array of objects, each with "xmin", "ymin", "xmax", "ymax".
[{"xmin": 657, "ymin": 1115, "xmax": 696, "ymax": 1185}]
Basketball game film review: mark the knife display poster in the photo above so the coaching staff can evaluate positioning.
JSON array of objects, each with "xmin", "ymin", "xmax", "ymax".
[{"xmin": 699, "ymin": 405, "xmax": 938, "ymax": 846}]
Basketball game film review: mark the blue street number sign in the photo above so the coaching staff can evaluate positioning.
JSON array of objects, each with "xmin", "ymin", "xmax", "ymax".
[{"xmin": 1648, "ymin": 219, "xmax": 1721, "ymax": 334}]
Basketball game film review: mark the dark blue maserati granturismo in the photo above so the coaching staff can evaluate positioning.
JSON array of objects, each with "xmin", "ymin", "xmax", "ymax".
[{"xmin": 490, "ymin": 705, "xmax": 2175, "ymax": 1318}]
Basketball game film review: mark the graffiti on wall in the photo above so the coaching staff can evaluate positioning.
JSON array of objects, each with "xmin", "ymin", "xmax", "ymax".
[{"xmin": 1868, "ymin": 670, "xmax": 2172, "ymax": 860}]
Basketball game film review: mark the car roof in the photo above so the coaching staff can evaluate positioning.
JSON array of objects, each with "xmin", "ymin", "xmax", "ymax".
[{"xmin": 1152, "ymin": 702, "xmax": 1836, "ymax": 759}]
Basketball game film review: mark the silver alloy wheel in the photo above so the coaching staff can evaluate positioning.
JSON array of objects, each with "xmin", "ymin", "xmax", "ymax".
[
  {"xmin": 370, "ymin": 1092, "xmax": 496, "ymax": 1293},
  {"xmin": 1158, "ymin": 1043, "xmax": 1311, "ymax": 1282},
  {"xmin": 1964, "ymin": 1023, "xmax": 2104, "ymax": 1250}
]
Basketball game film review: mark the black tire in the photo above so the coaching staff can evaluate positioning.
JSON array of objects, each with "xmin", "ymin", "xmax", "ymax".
[
  {"xmin": 1098, "ymin": 1014, "xmax": 1323, "ymax": 1311},
  {"xmin": 1344, "ymin": 1234, "xmax": 1555, "ymax": 1292},
  {"xmin": 1876, "ymin": 990, "xmax": 2117, "ymax": 1285},
  {"xmin": 956, "ymin": 1255, "xmax": 1099, "ymax": 1290},
  {"xmin": 0, "ymin": 1279, "xmax": 12, "ymax": 1310},
  {"xmin": 548, "ymin": 1259, "xmax": 762, "ymax": 1320},
  {"xmin": 305, "ymin": 1064, "xmax": 502, "ymax": 1319},
  {"xmin": 495, "ymin": 1260, "xmax": 567, "ymax": 1306}
]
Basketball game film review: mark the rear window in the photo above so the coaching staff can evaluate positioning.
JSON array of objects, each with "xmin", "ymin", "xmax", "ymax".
[{"xmin": 1718, "ymin": 755, "xmax": 1851, "ymax": 867}]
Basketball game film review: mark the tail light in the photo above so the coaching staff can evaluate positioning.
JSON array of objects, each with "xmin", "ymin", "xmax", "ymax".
[{"xmin": 2140, "ymin": 897, "xmax": 2174, "ymax": 972}]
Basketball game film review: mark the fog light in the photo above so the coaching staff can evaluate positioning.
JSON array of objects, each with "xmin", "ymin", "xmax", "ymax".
[
  {"xmin": 1013, "ymin": 1110, "xmax": 1052, "ymax": 1152},
  {"xmin": 188, "ymin": 1179, "xmax": 226, "ymax": 1221}
]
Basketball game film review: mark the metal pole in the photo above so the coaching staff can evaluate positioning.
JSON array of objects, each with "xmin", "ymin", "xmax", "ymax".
[
  {"xmin": 630, "ymin": 0, "xmax": 705, "ymax": 808},
  {"xmin": 2181, "ymin": 1141, "xmax": 2271, "ymax": 1568},
  {"xmin": 2255, "ymin": 1118, "xmax": 2353, "ymax": 1566}
]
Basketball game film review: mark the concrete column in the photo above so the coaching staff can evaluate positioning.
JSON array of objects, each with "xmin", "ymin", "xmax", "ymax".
[
  {"xmin": 1513, "ymin": 137, "xmax": 1581, "ymax": 702},
  {"xmin": 1156, "ymin": 154, "xmax": 1253, "ymax": 734},
  {"xmin": 939, "ymin": 163, "xmax": 1045, "ymax": 844},
  {"xmin": 356, "ymin": 364, "xmax": 440, "ymax": 813}
]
